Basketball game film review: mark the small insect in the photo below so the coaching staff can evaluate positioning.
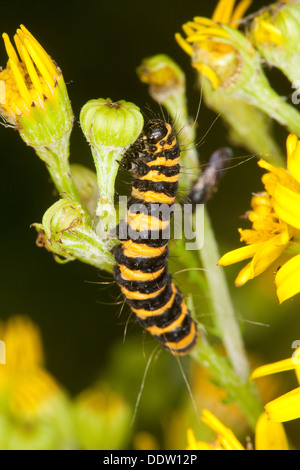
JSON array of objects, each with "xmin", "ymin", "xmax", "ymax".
[
  {"xmin": 113, "ymin": 119, "xmax": 198, "ymax": 355},
  {"xmin": 188, "ymin": 147, "xmax": 233, "ymax": 207}
]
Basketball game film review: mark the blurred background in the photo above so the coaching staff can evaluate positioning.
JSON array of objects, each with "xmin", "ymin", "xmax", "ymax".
[{"xmin": 1, "ymin": 0, "xmax": 300, "ymax": 449}]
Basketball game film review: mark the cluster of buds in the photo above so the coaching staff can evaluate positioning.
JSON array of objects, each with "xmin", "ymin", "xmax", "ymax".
[
  {"xmin": 0, "ymin": 26, "xmax": 144, "ymax": 271},
  {"xmin": 0, "ymin": 315, "xmax": 132, "ymax": 449},
  {"xmin": 172, "ymin": 0, "xmax": 300, "ymax": 166}
]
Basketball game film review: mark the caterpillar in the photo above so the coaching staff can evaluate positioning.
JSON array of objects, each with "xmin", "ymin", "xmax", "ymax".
[{"xmin": 113, "ymin": 119, "xmax": 198, "ymax": 355}]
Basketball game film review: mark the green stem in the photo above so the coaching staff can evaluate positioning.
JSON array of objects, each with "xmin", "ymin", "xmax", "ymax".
[
  {"xmin": 62, "ymin": 229, "xmax": 116, "ymax": 272},
  {"xmin": 91, "ymin": 146, "xmax": 119, "ymax": 233},
  {"xmin": 37, "ymin": 145, "xmax": 91, "ymax": 223},
  {"xmin": 244, "ymin": 81, "xmax": 300, "ymax": 138},
  {"xmin": 164, "ymin": 95, "xmax": 199, "ymax": 188},
  {"xmin": 191, "ymin": 337, "xmax": 263, "ymax": 430},
  {"xmin": 202, "ymin": 80, "xmax": 285, "ymax": 167},
  {"xmin": 47, "ymin": 158, "xmax": 82, "ymax": 203},
  {"xmin": 195, "ymin": 205, "xmax": 250, "ymax": 382}
]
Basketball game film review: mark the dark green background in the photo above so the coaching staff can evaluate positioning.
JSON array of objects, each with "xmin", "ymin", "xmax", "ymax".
[{"xmin": 1, "ymin": 0, "xmax": 300, "ymax": 447}]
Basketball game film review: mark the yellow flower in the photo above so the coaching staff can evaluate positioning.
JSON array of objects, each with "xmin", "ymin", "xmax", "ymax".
[
  {"xmin": 0, "ymin": 25, "xmax": 73, "ymax": 150},
  {"xmin": 218, "ymin": 133, "xmax": 300, "ymax": 304},
  {"xmin": 251, "ymin": 10, "xmax": 284, "ymax": 47},
  {"xmin": 136, "ymin": 54, "xmax": 186, "ymax": 101},
  {"xmin": 0, "ymin": 315, "xmax": 75, "ymax": 451},
  {"xmin": 251, "ymin": 1, "xmax": 300, "ymax": 47},
  {"xmin": 175, "ymin": 0, "xmax": 300, "ymax": 161},
  {"xmin": 249, "ymin": 2, "xmax": 300, "ymax": 85},
  {"xmin": 251, "ymin": 348, "xmax": 300, "ymax": 423},
  {"xmin": 186, "ymin": 408, "xmax": 288, "ymax": 450},
  {"xmin": 175, "ymin": 0, "xmax": 252, "ymax": 89},
  {"xmin": 73, "ymin": 384, "xmax": 131, "ymax": 450},
  {"xmin": 0, "ymin": 316, "xmax": 60, "ymax": 417}
]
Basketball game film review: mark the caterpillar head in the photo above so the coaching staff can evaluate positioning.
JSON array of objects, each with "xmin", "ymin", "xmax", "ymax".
[{"xmin": 143, "ymin": 119, "xmax": 170, "ymax": 145}]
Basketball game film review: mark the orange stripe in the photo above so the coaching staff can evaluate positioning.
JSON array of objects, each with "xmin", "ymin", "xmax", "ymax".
[
  {"xmin": 121, "ymin": 284, "xmax": 166, "ymax": 300},
  {"xmin": 131, "ymin": 187, "xmax": 175, "ymax": 204},
  {"xmin": 132, "ymin": 283, "xmax": 177, "ymax": 318},
  {"xmin": 146, "ymin": 156, "xmax": 180, "ymax": 167},
  {"xmin": 146, "ymin": 309, "xmax": 186, "ymax": 336},
  {"xmin": 118, "ymin": 265, "xmax": 164, "ymax": 282},
  {"xmin": 122, "ymin": 240, "xmax": 166, "ymax": 258},
  {"xmin": 165, "ymin": 322, "xmax": 198, "ymax": 353},
  {"xmin": 140, "ymin": 170, "xmax": 179, "ymax": 183},
  {"xmin": 127, "ymin": 212, "xmax": 169, "ymax": 231}
]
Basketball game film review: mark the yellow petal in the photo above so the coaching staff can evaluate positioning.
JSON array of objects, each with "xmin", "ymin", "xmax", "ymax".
[
  {"xmin": 186, "ymin": 429, "xmax": 215, "ymax": 450},
  {"xmin": 258, "ymin": 159, "xmax": 290, "ymax": 187},
  {"xmin": 250, "ymin": 233, "xmax": 289, "ymax": 278},
  {"xmin": 194, "ymin": 63, "xmax": 220, "ymax": 89},
  {"xmin": 212, "ymin": 0, "xmax": 235, "ymax": 24},
  {"xmin": 2, "ymin": 32, "xmax": 19, "ymax": 64},
  {"xmin": 250, "ymin": 357, "xmax": 296, "ymax": 380},
  {"xmin": 230, "ymin": 0, "xmax": 252, "ymax": 26},
  {"xmin": 274, "ymin": 181, "xmax": 300, "ymax": 230},
  {"xmin": 193, "ymin": 17, "xmax": 215, "ymax": 27},
  {"xmin": 201, "ymin": 409, "xmax": 244, "ymax": 450},
  {"xmin": 218, "ymin": 242, "xmax": 265, "ymax": 266},
  {"xmin": 287, "ymin": 135, "xmax": 300, "ymax": 184},
  {"xmin": 0, "ymin": 80, "xmax": 5, "ymax": 104},
  {"xmin": 9, "ymin": 58, "xmax": 31, "ymax": 110},
  {"xmin": 238, "ymin": 228, "xmax": 264, "ymax": 244},
  {"xmin": 286, "ymin": 133, "xmax": 298, "ymax": 158},
  {"xmin": 257, "ymin": 158, "xmax": 278, "ymax": 173},
  {"xmin": 275, "ymin": 254, "xmax": 300, "ymax": 303},
  {"xmin": 265, "ymin": 387, "xmax": 300, "ymax": 422},
  {"xmin": 174, "ymin": 33, "xmax": 193, "ymax": 56},
  {"xmin": 255, "ymin": 412, "xmax": 289, "ymax": 450},
  {"xmin": 234, "ymin": 261, "xmax": 253, "ymax": 286},
  {"xmin": 258, "ymin": 21, "xmax": 283, "ymax": 45}
]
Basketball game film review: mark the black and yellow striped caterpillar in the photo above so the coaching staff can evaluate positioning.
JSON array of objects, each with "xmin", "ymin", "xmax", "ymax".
[{"xmin": 113, "ymin": 119, "xmax": 198, "ymax": 355}]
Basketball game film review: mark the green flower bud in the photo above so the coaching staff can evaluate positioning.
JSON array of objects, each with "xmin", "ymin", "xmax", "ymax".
[
  {"xmin": 80, "ymin": 98, "xmax": 143, "ymax": 233},
  {"xmin": 80, "ymin": 97, "xmax": 143, "ymax": 149},
  {"xmin": 250, "ymin": 3, "xmax": 300, "ymax": 84},
  {"xmin": 137, "ymin": 54, "xmax": 186, "ymax": 106},
  {"xmin": 33, "ymin": 198, "xmax": 115, "ymax": 272},
  {"xmin": 73, "ymin": 384, "xmax": 131, "ymax": 450}
]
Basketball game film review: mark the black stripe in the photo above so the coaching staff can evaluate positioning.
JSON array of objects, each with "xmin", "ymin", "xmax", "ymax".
[
  {"xmin": 127, "ymin": 197, "xmax": 175, "ymax": 220},
  {"xmin": 134, "ymin": 163, "xmax": 180, "ymax": 178},
  {"xmin": 142, "ymin": 145, "xmax": 180, "ymax": 163},
  {"xmin": 126, "ymin": 282, "xmax": 173, "ymax": 311},
  {"xmin": 113, "ymin": 245, "xmax": 168, "ymax": 273},
  {"xmin": 113, "ymin": 265, "xmax": 171, "ymax": 294},
  {"xmin": 154, "ymin": 311, "xmax": 193, "ymax": 343},
  {"xmin": 137, "ymin": 291, "xmax": 183, "ymax": 328},
  {"xmin": 114, "ymin": 221, "xmax": 171, "ymax": 245},
  {"xmin": 132, "ymin": 178, "xmax": 179, "ymax": 197},
  {"xmin": 166, "ymin": 332, "xmax": 198, "ymax": 354}
]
